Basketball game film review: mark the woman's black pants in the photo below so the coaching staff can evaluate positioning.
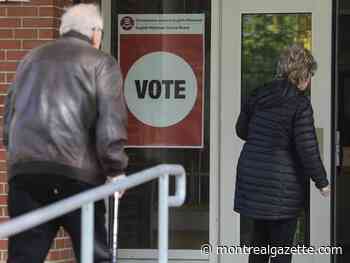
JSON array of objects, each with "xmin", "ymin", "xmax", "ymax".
[{"xmin": 248, "ymin": 218, "xmax": 298, "ymax": 263}]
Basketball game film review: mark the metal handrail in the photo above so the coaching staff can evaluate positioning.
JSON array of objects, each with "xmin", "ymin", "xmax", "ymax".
[{"xmin": 0, "ymin": 164, "xmax": 186, "ymax": 263}]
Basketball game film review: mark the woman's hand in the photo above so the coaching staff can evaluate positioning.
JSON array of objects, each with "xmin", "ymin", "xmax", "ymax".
[{"xmin": 320, "ymin": 185, "xmax": 331, "ymax": 197}]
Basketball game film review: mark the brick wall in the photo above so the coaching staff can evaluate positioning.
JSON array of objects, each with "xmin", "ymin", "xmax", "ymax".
[{"xmin": 0, "ymin": 1, "xmax": 100, "ymax": 262}]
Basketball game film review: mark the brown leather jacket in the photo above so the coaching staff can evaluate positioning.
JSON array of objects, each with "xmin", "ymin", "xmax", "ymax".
[{"xmin": 3, "ymin": 31, "xmax": 128, "ymax": 185}]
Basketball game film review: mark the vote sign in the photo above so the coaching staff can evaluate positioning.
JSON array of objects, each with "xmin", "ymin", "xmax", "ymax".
[{"xmin": 118, "ymin": 14, "xmax": 205, "ymax": 148}]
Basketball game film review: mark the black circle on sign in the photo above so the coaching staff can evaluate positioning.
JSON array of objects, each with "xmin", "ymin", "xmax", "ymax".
[{"xmin": 120, "ymin": 16, "xmax": 135, "ymax": 31}]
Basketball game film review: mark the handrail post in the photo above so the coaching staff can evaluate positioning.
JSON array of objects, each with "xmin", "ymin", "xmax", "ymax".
[
  {"xmin": 0, "ymin": 164, "xmax": 186, "ymax": 263},
  {"xmin": 81, "ymin": 203, "xmax": 94, "ymax": 263},
  {"xmin": 158, "ymin": 174, "xmax": 169, "ymax": 263}
]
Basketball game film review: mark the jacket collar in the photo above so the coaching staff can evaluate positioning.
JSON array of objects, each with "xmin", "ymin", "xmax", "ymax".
[
  {"xmin": 275, "ymin": 78, "xmax": 303, "ymax": 97},
  {"xmin": 61, "ymin": 30, "xmax": 91, "ymax": 45}
]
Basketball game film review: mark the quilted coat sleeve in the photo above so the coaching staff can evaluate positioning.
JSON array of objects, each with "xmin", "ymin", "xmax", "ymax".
[
  {"xmin": 235, "ymin": 88, "xmax": 259, "ymax": 140},
  {"xmin": 235, "ymin": 111, "xmax": 249, "ymax": 140},
  {"xmin": 293, "ymin": 97, "xmax": 329, "ymax": 189}
]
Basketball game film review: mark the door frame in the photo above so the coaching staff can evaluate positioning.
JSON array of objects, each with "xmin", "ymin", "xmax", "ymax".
[
  {"xmin": 102, "ymin": 0, "xmax": 336, "ymax": 262},
  {"xmin": 218, "ymin": 0, "xmax": 333, "ymax": 263},
  {"xmin": 101, "ymin": 0, "xmax": 218, "ymax": 262}
]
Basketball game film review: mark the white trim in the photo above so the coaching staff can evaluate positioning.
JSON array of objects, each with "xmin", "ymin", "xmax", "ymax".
[
  {"xmin": 219, "ymin": 1, "xmax": 242, "ymax": 260},
  {"xmin": 0, "ymin": 0, "xmax": 29, "ymax": 2},
  {"xmin": 101, "ymin": 3, "xmax": 211, "ymax": 261},
  {"xmin": 117, "ymin": 261, "xmax": 205, "ymax": 263},
  {"xmin": 220, "ymin": 1, "xmax": 332, "ymax": 263},
  {"xmin": 101, "ymin": 0, "xmax": 111, "ymax": 54},
  {"xmin": 309, "ymin": 0, "xmax": 332, "ymax": 253},
  {"xmin": 117, "ymin": 249, "xmax": 208, "ymax": 260},
  {"xmin": 118, "ymin": 14, "xmax": 205, "ymax": 35},
  {"xmin": 209, "ymin": 0, "xmax": 222, "ymax": 262},
  {"xmin": 125, "ymin": 145, "xmax": 204, "ymax": 149}
]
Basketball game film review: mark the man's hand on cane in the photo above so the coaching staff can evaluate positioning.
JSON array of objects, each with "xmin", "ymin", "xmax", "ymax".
[{"xmin": 107, "ymin": 174, "xmax": 126, "ymax": 198}]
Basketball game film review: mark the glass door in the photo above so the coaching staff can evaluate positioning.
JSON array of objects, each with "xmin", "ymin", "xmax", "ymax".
[
  {"xmin": 102, "ymin": 0, "xmax": 214, "ymax": 262},
  {"xmin": 219, "ymin": 0, "xmax": 332, "ymax": 262}
]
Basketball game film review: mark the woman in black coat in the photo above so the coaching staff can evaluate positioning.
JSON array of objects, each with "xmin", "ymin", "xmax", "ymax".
[{"xmin": 234, "ymin": 44, "xmax": 330, "ymax": 263}]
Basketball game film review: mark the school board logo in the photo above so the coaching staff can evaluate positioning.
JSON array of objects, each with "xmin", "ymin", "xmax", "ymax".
[
  {"xmin": 124, "ymin": 51, "xmax": 198, "ymax": 128},
  {"xmin": 120, "ymin": 16, "xmax": 135, "ymax": 31}
]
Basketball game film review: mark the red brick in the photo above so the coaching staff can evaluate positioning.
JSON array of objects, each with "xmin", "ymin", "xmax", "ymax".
[
  {"xmin": 0, "ymin": 206, "xmax": 6, "ymax": 217},
  {"xmin": 64, "ymin": 238, "xmax": 72, "ymax": 248},
  {"xmin": 0, "ymin": 218, "xmax": 9, "ymax": 225},
  {"xmin": 0, "ymin": 8, "xmax": 6, "ymax": 17},
  {"xmin": 39, "ymin": 7, "xmax": 63, "ymax": 17},
  {"xmin": 23, "ymin": 40, "xmax": 50, "ymax": 49},
  {"xmin": 61, "ymin": 249, "xmax": 71, "ymax": 258},
  {"xmin": 64, "ymin": 0, "xmax": 74, "ymax": 6},
  {"xmin": 0, "ymin": 18, "xmax": 20, "ymax": 28},
  {"xmin": 24, "ymin": 0, "xmax": 61, "ymax": 5},
  {"xmin": 0, "ymin": 74, "xmax": 4, "ymax": 83},
  {"xmin": 0, "ymin": 1, "xmax": 21, "ymax": 6},
  {"xmin": 0, "ymin": 239, "xmax": 7, "ymax": 250},
  {"xmin": 0, "ymin": 184, "xmax": 7, "ymax": 194},
  {"xmin": 0, "ymin": 29, "xmax": 13, "ymax": 39},
  {"xmin": 47, "ymin": 250, "xmax": 61, "ymax": 260},
  {"xmin": 0, "ymin": 162, "xmax": 6, "ymax": 172},
  {"xmin": 14, "ymin": 29, "xmax": 37, "ymax": 39},
  {"xmin": 7, "ymin": 7, "xmax": 38, "ymax": 17},
  {"xmin": 6, "ymin": 73, "xmax": 15, "ymax": 83},
  {"xmin": 0, "ymin": 174, "xmax": 6, "ymax": 183},
  {"xmin": 0, "ymin": 40, "xmax": 20, "ymax": 49},
  {"xmin": 7, "ymin": 51, "xmax": 28, "ymax": 61},
  {"xmin": 0, "ymin": 195, "xmax": 7, "ymax": 205},
  {"xmin": 0, "ymin": 51, "xmax": 4, "ymax": 60},
  {"xmin": 0, "ymin": 96, "xmax": 5, "ymax": 105},
  {"xmin": 39, "ymin": 7, "xmax": 55, "ymax": 17},
  {"xmin": 0, "ymin": 207, "xmax": 8, "ymax": 217},
  {"xmin": 0, "ymin": 85, "xmax": 9, "ymax": 93},
  {"xmin": 0, "ymin": 62, "xmax": 17, "ymax": 72},
  {"xmin": 55, "ymin": 239, "xmax": 65, "ymax": 248},
  {"xmin": 23, "ymin": 18, "xmax": 59, "ymax": 28},
  {"xmin": 39, "ymin": 29, "xmax": 58, "ymax": 39}
]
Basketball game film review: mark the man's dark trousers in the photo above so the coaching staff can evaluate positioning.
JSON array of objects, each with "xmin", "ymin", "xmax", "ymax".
[{"xmin": 7, "ymin": 173, "xmax": 111, "ymax": 263}]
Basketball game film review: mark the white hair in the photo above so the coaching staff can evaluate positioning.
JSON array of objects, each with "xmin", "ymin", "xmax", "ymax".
[{"xmin": 59, "ymin": 4, "xmax": 103, "ymax": 39}]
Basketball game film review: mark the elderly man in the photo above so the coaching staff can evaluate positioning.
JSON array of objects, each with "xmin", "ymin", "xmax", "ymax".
[{"xmin": 3, "ymin": 4, "xmax": 127, "ymax": 262}]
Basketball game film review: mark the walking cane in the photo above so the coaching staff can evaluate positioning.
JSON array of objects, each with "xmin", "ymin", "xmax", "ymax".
[
  {"xmin": 108, "ymin": 175, "xmax": 125, "ymax": 263},
  {"xmin": 111, "ymin": 191, "xmax": 119, "ymax": 263}
]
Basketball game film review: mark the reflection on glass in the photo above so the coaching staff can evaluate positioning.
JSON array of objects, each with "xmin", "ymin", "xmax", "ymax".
[
  {"xmin": 241, "ymin": 13, "xmax": 312, "ymax": 246},
  {"xmin": 242, "ymin": 14, "xmax": 312, "ymax": 103},
  {"xmin": 112, "ymin": 0, "xmax": 211, "ymax": 250}
]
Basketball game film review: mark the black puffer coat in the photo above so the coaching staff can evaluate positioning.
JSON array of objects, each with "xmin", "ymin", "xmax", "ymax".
[{"xmin": 234, "ymin": 79, "xmax": 329, "ymax": 220}]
